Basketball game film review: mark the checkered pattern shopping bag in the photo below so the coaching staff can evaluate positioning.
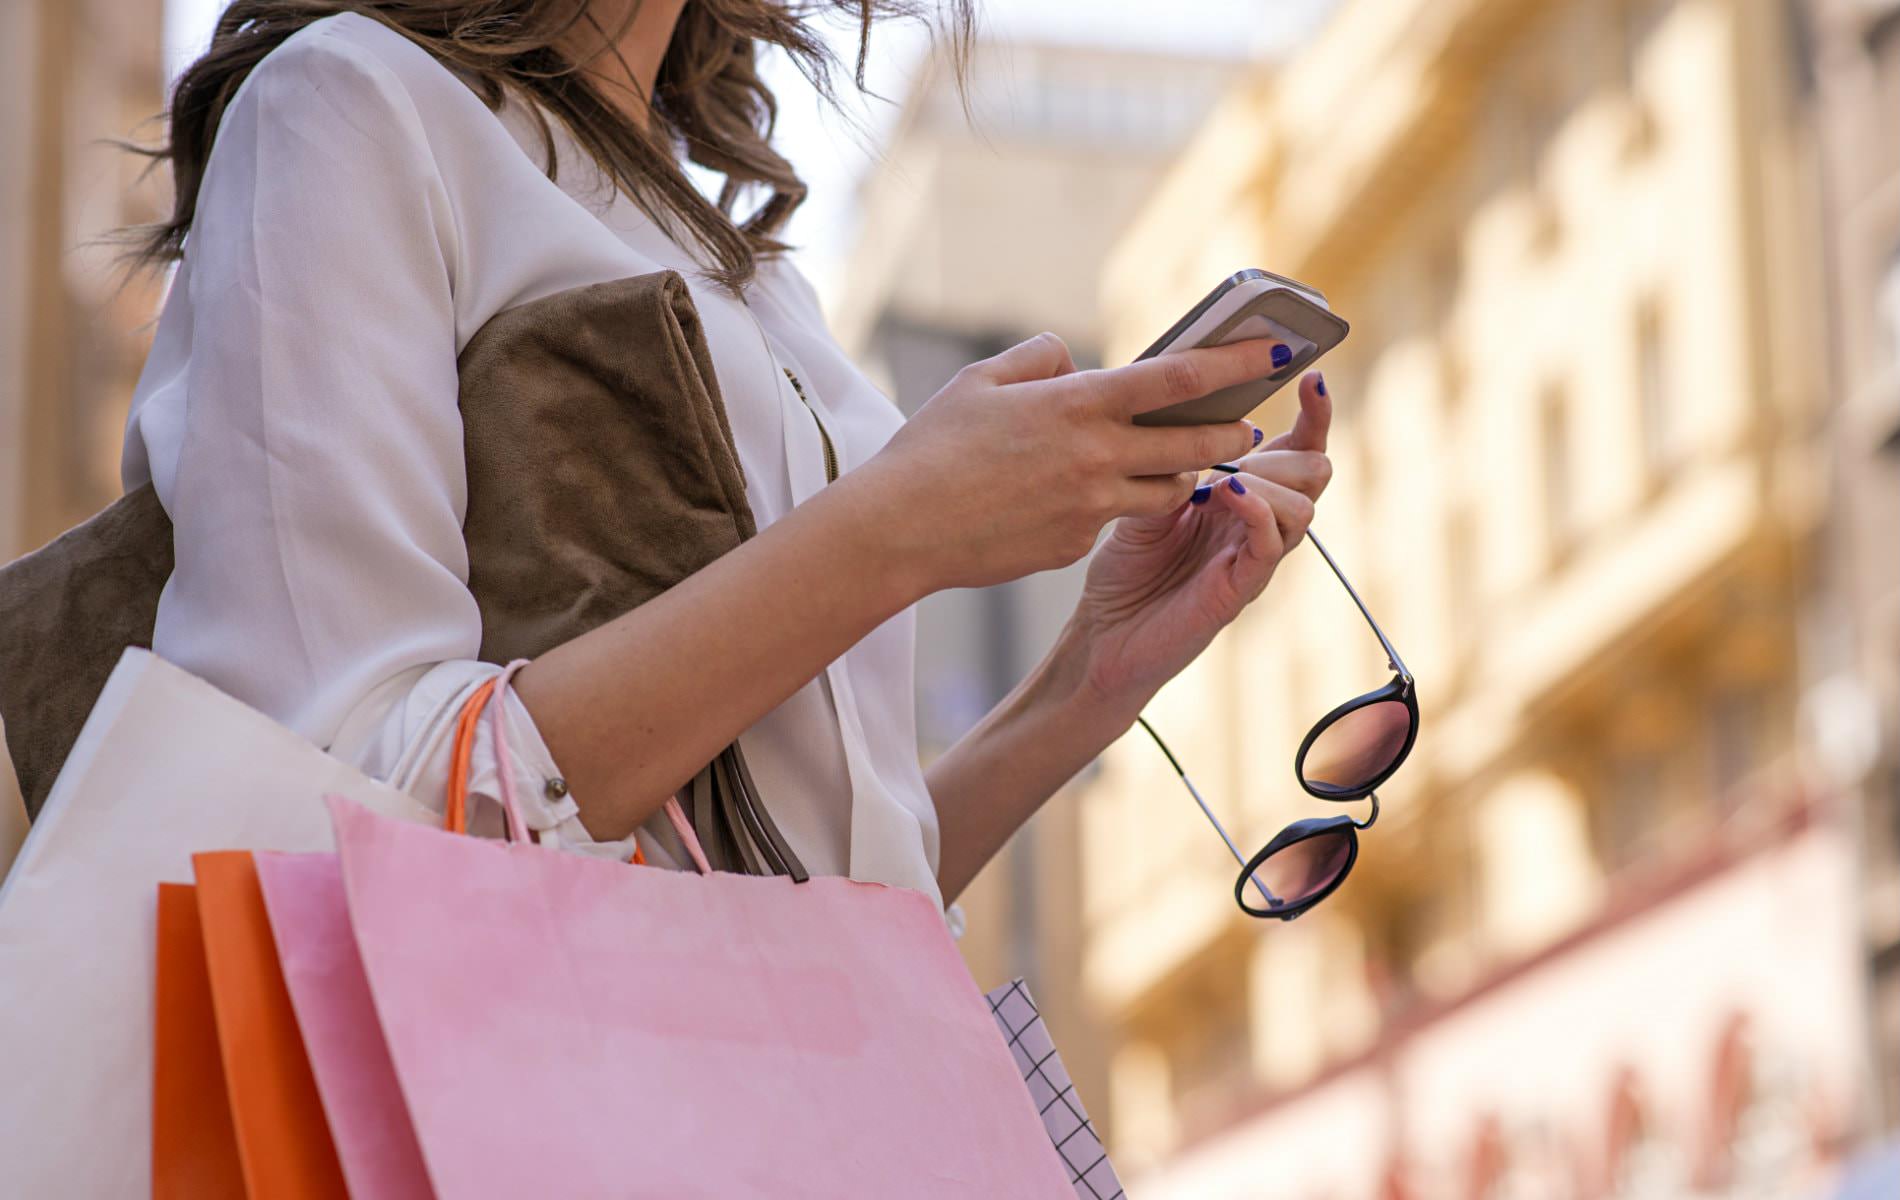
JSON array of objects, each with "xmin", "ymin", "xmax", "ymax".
[{"xmin": 986, "ymin": 980, "xmax": 1125, "ymax": 1200}]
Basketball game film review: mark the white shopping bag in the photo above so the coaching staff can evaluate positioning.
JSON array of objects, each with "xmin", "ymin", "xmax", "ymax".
[{"xmin": 0, "ymin": 648, "xmax": 437, "ymax": 1199}]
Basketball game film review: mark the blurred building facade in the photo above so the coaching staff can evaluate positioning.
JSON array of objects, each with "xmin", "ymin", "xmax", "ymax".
[
  {"xmin": 832, "ymin": 37, "xmax": 1241, "ymax": 761},
  {"xmin": 0, "ymin": 0, "xmax": 167, "ymax": 556},
  {"xmin": 1082, "ymin": 0, "xmax": 1886, "ymax": 1195},
  {"xmin": 830, "ymin": 36, "xmax": 1242, "ymax": 1123},
  {"xmin": 1799, "ymin": 0, "xmax": 1900, "ymax": 1143},
  {"xmin": 0, "ymin": 0, "xmax": 167, "ymax": 838}
]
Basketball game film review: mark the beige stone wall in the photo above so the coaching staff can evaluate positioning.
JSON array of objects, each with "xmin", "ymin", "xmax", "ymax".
[
  {"xmin": 1087, "ymin": 0, "xmax": 1871, "ymax": 1191},
  {"xmin": 1804, "ymin": 0, "xmax": 1900, "ymax": 1135}
]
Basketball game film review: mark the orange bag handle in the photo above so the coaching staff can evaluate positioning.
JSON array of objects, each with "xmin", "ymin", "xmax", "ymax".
[
  {"xmin": 444, "ymin": 679, "xmax": 496, "ymax": 837},
  {"xmin": 447, "ymin": 666, "xmax": 696, "ymax": 869}
]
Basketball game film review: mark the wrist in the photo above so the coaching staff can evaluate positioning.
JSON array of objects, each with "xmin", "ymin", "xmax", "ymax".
[
  {"xmin": 808, "ymin": 467, "xmax": 937, "ymax": 612},
  {"xmin": 1032, "ymin": 616, "xmax": 1147, "ymax": 745}
]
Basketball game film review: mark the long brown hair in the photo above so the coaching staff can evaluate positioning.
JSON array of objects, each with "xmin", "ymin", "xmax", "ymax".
[{"xmin": 128, "ymin": 1, "xmax": 976, "ymax": 294}]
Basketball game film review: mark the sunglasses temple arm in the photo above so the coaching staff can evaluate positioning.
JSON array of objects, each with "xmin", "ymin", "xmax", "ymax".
[
  {"xmin": 1137, "ymin": 718, "xmax": 1281, "ymax": 908},
  {"xmin": 1305, "ymin": 529, "xmax": 1411, "ymax": 682}
]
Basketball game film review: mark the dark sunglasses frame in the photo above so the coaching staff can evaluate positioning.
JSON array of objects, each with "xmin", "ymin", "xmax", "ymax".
[{"xmin": 1139, "ymin": 526, "xmax": 1418, "ymax": 921}]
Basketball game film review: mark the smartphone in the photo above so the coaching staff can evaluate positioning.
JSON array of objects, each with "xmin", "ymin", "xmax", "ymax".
[{"xmin": 1132, "ymin": 269, "xmax": 1350, "ymax": 426}]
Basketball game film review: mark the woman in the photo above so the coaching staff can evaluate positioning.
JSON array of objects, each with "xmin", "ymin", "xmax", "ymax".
[{"xmin": 122, "ymin": 0, "xmax": 1333, "ymax": 916}]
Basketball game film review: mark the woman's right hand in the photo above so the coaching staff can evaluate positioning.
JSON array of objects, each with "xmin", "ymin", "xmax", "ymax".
[
  {"xmin": 848, "ymin": 331, "xmax": 1286, "ymax": 595},
  {"xmin": 520, "ymin": 329, "xmax": 1285, "ymax": 839}
]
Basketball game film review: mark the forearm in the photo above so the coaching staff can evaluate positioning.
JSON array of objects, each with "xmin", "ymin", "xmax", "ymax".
[
  {"xmin": 513, "ymin": 473, "xmax": 924, "ymax": 840},
  {"xmin": 929, "ymin": 620, "xmax": 1139, "ymax": 903}
]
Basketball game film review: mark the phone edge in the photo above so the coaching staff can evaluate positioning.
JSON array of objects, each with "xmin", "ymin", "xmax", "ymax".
[{"xmin": 1132, "ymin": 269, "xmax": 1267, "ymax": 362}]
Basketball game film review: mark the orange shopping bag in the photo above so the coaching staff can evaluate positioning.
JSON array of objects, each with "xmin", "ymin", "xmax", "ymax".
[
  {"xmin": 191, "ymin": 850, "xmax": 348, "ymax": 1199},
  {"xmin": 152, "ymin": 883, "xmax": 245, "ymax": 1200}
]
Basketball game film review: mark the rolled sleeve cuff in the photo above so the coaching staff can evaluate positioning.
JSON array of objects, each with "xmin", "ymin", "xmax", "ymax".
[{"xmin": 328, "ymin": 659, "xmax": 641, "ymax": 863}]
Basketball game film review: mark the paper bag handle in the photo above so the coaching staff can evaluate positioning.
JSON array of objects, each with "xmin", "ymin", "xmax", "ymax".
[
  {"xmin": 444, "ymin": 679, "xmax": 497, "ymax": 838},
  {"xmin": 445, "ymin": 669, "xmax": 527, "ymax": 844},
  {"xmin": 445, "ymin": 662, "xmax": 714, "ymax": 875}
]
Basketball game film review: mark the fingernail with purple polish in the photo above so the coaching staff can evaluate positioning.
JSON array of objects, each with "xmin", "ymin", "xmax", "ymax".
[
  {"xmin": 1252, "ymin": 426, "xmax": 1264, "ymax": 446},
  {"xmin": 1228, "ymin": 477, "xmax": 1247, "ymax": 495},
  {"xmin": 1190, "ymin": 484, "xmax": 1213, "ymax": 505},
  {"xmin": 1271, "ymin": 344, "xmax": 1293, "ymax": 369},
  {"xmin": 1316, "ymin": 373, "xmax": 1328, "ymax": 397}
]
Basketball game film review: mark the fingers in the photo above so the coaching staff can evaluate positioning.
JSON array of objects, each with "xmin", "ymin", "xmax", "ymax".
[
  {"xmin": 966, "ymin": 331, "xmax": 1077, "ymax": 384},
  {"xmin": 1090, "ymin": 338, "xmax": 1287, "ymax": 418},
  {"xmin": 1261, "ymin": 371, "xmax": 1332, "ymax": 453},
  {"xmin": 1118, "ymin": 471, "xmax": 1201, "ymax": 518},
  {"xmin": 1116, "ymin": 420, "xmax": 1260, "ymax": 477},
  {"xmin": 1211, "ymin": 473, "xmax": 1315, "ymax": 559},
  {"xmin": 1231, "ymin": 448, "xmax": 1332, "ymax": 502}
]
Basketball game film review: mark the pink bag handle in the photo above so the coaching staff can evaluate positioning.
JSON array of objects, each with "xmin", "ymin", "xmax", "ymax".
[
  {"xmin": 465, "ymin": 662, "xmax": 713, "ymax": 875},
  {"xmin": 657, "ymin": 798, "xmax": 712, "ymax": 875}
]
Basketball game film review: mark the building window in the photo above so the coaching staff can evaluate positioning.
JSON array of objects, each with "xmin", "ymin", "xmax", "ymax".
[
  {"xmin": 1108, "ymin": 1040, "xmax": 1175, "ymax": 1168},
  {"xmin": 1602, "ymin": 753, "xmax": 1664, "ymax": 872},
  {"xmin": 1447, "ymin": 505, "xmax": 1476, "ymax": 615},
  {"xmin": 1496, "ymin": 1119, "xmax": 1575, "ymax": 1199},
  {"xmin": 1614, "ymin": 0, "xmax": 1670, "ymax": 94},
  {"xmin": 1540, "ymin": 383, "xmax": 1575, "ymax": 561},
  {"xmin": 1706, "ymin": 686, "xmax": 1765, "ymax": 813},
  {"xmin": 1351, "ymin": 376, "xmax": 1381, "ymax": 538},
  {"xmin": 1466, "ymin": 1116, "xmax": 1508, "ymax": 1200},
  {"xmin": 1431, "ymin": 238, "xmax": 1465, "ymax": 346},
  {"xmin": 1519, "ymin": 56, "xmax": 1565, "ymax": 173},
  {"xmin": 1698, "ymin": 1016, "xmax": 1754, "ymax": 1189},
  {"xmin": 1166, "ymin": 972, "xmax": 1253, "ymax": 1136},
  {"xmin": 1636, "ymin": 298, "xmax": 1672, "ymax": 479},
  {"xmin": 1490, "ymin": 32, "xmax": 1568, "ymax": 233},
  {"xmin": 1612, "ymin": 0, "xmax": 1667, "ymax": 155},
  {"xmin": 1606, "ymin": 1068, "xmax": 1689, "ymax": 1198},
  {"xmin": 1445, "ymin": 502, "xmax": 1479, "ymax": 683},
  {"xmin": 1439, "ymin": 341, "xmax": 1467, "ymax": 423}
]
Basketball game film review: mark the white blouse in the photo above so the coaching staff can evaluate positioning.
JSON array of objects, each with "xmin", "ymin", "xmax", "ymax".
[{"xmin": 120, "ymin": 12, "xmax": 949, "ymax": 914}]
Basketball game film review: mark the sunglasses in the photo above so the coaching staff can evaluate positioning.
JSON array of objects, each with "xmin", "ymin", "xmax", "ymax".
[{"xmin": 1139, "ymin": 519, "xmax": 1417, "ymax": 921}]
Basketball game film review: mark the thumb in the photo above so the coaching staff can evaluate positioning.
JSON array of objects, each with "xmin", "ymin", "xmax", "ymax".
[{"xmin": 1262, "ymin": 372, "xmax": 1332, "ymax": 453}]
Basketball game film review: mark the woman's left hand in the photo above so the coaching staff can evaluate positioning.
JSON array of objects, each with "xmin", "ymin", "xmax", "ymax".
[{"xmin": 1068, "ymin": 370, "xmax": 1334, "ymax": 715}]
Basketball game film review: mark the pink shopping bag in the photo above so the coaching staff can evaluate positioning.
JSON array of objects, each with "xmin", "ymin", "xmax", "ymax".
[
  {"xmin": 267, "ymin": 662, "xmax": 1072, "ymax": 1197},
  {"xmin": 244, "ymin": 678, "xmax": 504, "ymax": 1199},
  {"xmin": 255, "ymin": 852, "xmax": 431, "ymax": 1200}
]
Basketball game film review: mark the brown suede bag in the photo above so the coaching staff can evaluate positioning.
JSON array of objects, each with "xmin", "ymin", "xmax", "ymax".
[{"xmin": 0, "ymin": 270, "xmax": 803, "ymax": 879}]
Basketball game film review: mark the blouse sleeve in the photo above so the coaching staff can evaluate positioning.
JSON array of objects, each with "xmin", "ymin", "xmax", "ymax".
[{"xmin": 137, "ymin": 27, "xmax": 631, "ymax": 857}]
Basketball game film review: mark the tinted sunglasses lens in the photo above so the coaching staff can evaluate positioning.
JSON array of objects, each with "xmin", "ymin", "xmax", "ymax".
[
  {"xmin": 1302, "ymin": 699, "xmax": 1412, "ymax": 794},
  {"xmin": 1242, "ymin": 828, "xmax": 1354, "ymax": 914}
]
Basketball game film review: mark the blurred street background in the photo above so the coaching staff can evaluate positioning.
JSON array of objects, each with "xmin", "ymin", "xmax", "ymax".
[{"xmin": 3, "ymin": 1, "xmax": 1896, "ymax": 1196}]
